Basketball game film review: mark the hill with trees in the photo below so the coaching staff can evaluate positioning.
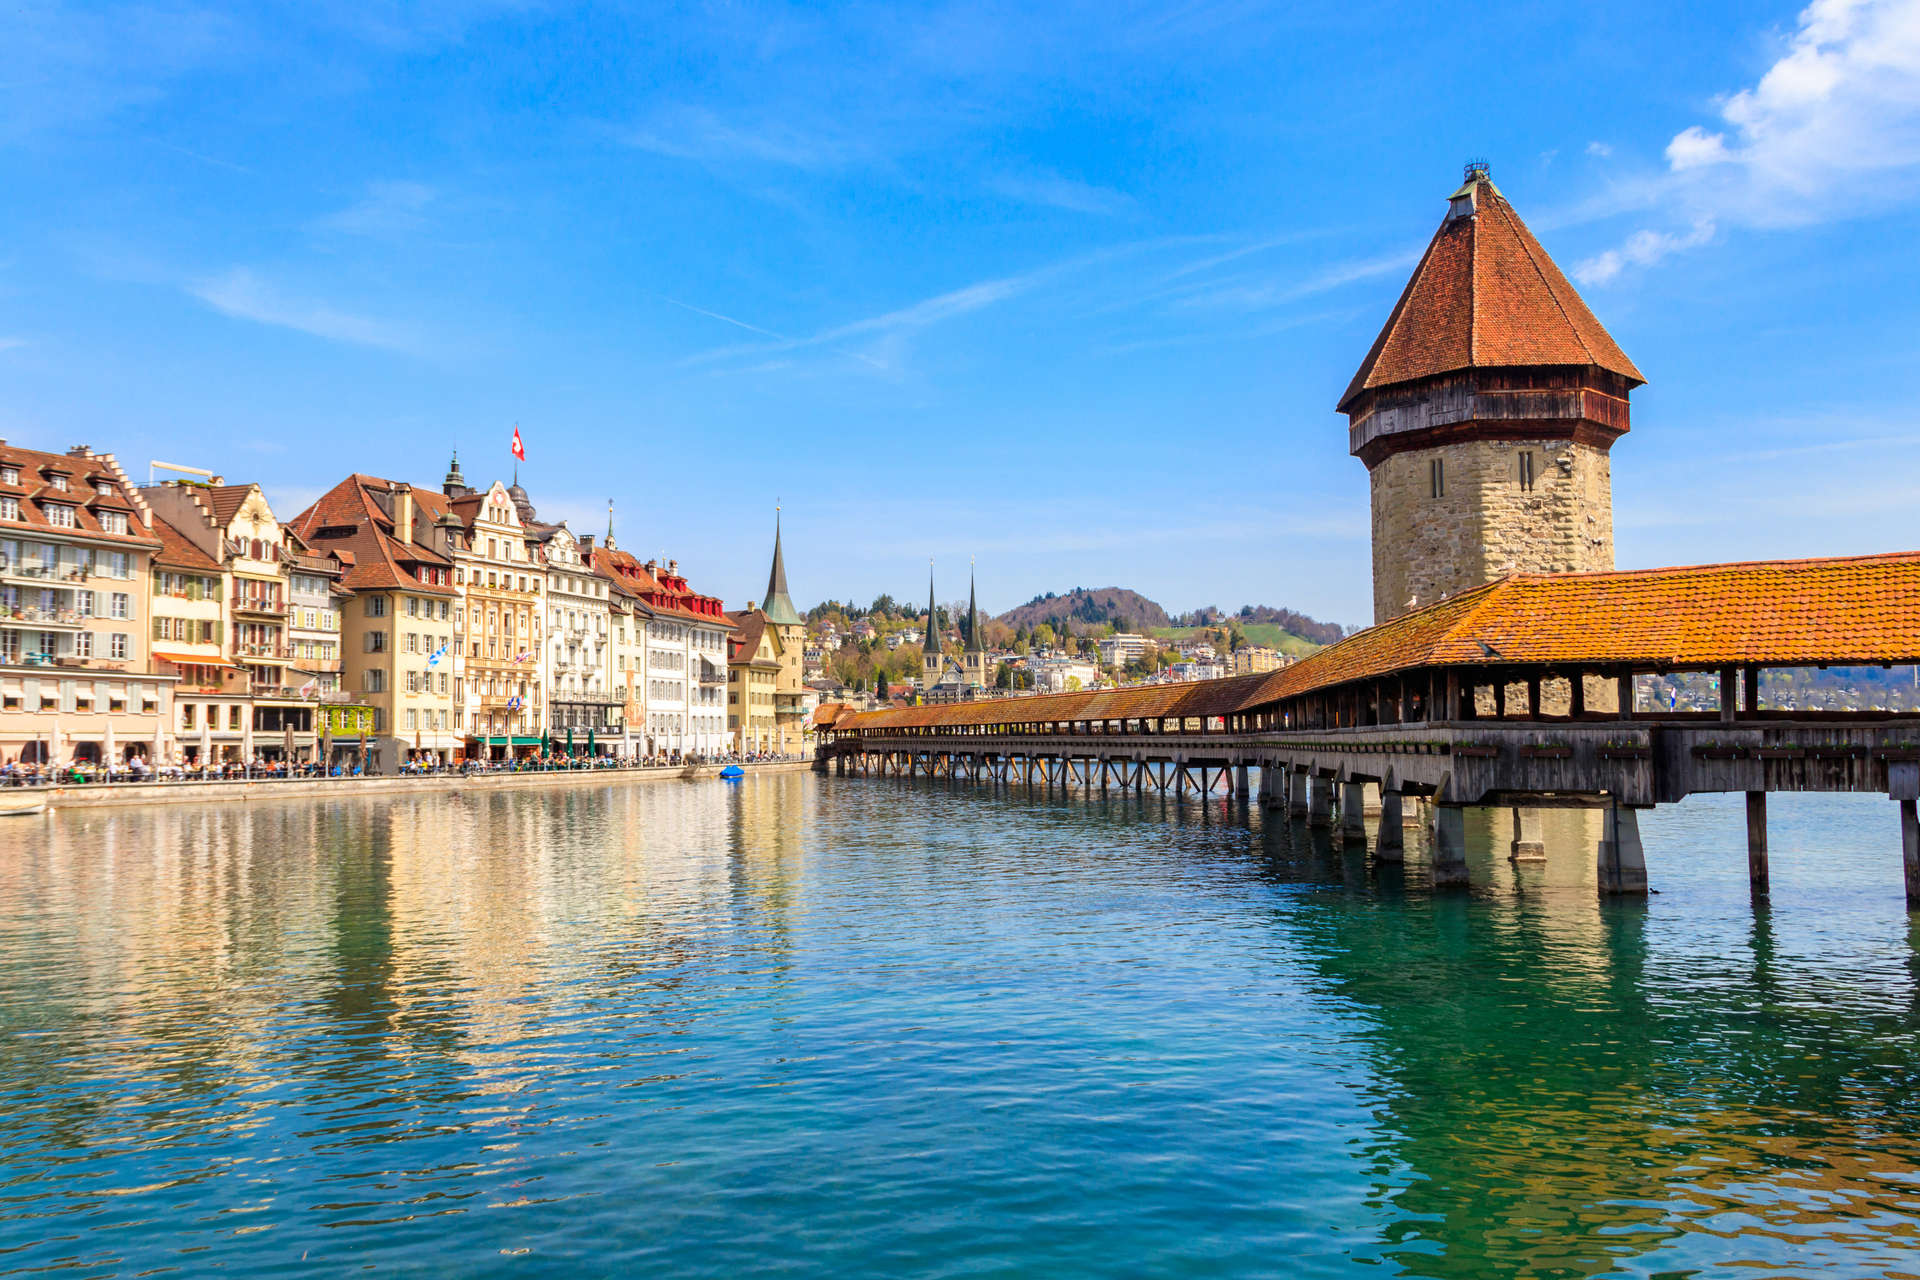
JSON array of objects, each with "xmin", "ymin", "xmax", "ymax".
[
  {"xmin": 995, "ymin": 588, "xmax": 1348, "ymax": 653},
  {"xmin": 994, "ymin": 588, "xmax": 1170, "ymax": 634}
]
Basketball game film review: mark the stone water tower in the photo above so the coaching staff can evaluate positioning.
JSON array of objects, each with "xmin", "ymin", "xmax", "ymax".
[{"xmin": 1341, "ymin": 163, "xmax": 1645, "ymax": 625}]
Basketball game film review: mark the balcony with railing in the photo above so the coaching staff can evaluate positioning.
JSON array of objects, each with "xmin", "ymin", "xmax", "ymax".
[
  {"xmin": 231, "ymin": 593, "xmax": 288, "ymax": 617},
  {"xmin": 1, "ymin": 605, "xmax": 86, "ymax": 630},
  {"xmin": 0, "ymin": 561, "xmax": 90, "ymax": 587},
  {"xmin": 235, "ymin": 641, "xmax": 289, "ymax": 661},
  {"xmin": 252, "ymin": 684, "xmax": 354, "ymax": 703}
]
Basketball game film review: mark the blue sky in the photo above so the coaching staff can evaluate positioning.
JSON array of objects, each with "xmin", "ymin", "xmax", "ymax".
[{"xmin": 4, "ymin": 0, "xmax": 1919, "ymax": 628}]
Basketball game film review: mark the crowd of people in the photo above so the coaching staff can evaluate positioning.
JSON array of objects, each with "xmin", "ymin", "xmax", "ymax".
[{"xmin": 0, "ymin": 750, "xmax": 808, "ymax": 787}]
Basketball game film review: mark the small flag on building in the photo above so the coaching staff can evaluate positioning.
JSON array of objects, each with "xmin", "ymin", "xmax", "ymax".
[
  {"xmin": 427, "ymin": 642, "xmax": 448, "ymax": 668},
  {"xmin": 511, "ymin": 425, "xmax": 525, "ymax": 461}
]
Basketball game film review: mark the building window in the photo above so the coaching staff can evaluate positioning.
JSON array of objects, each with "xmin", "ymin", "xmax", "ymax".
[
  {"xmin": 49, "ymin": 474, "xmax": 68, "ymax": 492},
  {"xmin": 0, "ymin": 497, "xmax": 17, "ymax": 521},
  {"xmin": 110, "ymin": 633, "xmax": 127, "ymax": 659},
  {"xmin": 110, "ymin": 592, "xmax": 130, "ymax": 619},
  {"xmin": 45, "ymin": 504, "xmax": 75, "ymax": 528},
  {"xmin": 1429, "ymin": 458, "xmax": 1445, "ymax": 500},
  {"xmin": 229, "ymin": 705, "xmax": 242, "ymax": 730},
  {"xmin": 366, "ymin": 596, "xmax": 387, "ymax": 617},
  {"xmin": 75, "ymin": 632, "xmax": 93, "ymax": 658},
  {"xmin": 0, "ymin": 467, "xmax": 15, "ymax": 485},
  {"xmin": 1518, "ymin": 451, "xmax": 1535, "ymax": 491},
  {"xmin": 365, "ymin": 632, "xmax": 387, "ymax": 653},
  {"xmin": 366, "ymin": 670, "xmax": 386, "ymax": 693},
  {"xmin": 99, "ymin": 511, "xmax": 128, "ymax": 535}
]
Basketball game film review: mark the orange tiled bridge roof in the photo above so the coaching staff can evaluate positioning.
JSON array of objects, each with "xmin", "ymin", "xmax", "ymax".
[{"xmin": 835, "ymin": 550, "xmax": 1920, "ymax": 733}]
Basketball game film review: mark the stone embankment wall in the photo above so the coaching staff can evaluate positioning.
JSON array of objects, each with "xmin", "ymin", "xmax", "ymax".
[
  {"xmin": 1369, "ymin": 436, "xmax": 1614, "ymax": 625},
  {"xmin": 25, "ymin": 760, "xmax": 816, "ymax": 811}
]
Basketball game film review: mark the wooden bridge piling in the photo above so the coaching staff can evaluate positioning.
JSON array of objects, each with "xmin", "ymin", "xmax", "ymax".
[{"xmin": 1747, "ymin": 792, "xmax": 1770, "ymax": 899}]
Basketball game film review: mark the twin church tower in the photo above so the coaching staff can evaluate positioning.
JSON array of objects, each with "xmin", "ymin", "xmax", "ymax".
[{"xmin": 1344, "ymin": 162, "xmax": 1644, "ymax": 625}]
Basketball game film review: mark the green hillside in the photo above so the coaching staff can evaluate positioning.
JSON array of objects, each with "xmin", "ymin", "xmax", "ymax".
[{"xmin": 1148, "ymin": 623, "xmax": 1323, "ymax": 658}]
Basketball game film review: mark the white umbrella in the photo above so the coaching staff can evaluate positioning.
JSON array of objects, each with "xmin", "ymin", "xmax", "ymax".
[
  {"xmin": 283, "ymin": 722, "xmax": 295, "ymax": 762},
  {"xmin": 199, "ymin": 719, "xmax": 212, "ymax": 768},
  {"xmin": 104, "ymin": 721, "xmax": 116, "ymax": 772}
]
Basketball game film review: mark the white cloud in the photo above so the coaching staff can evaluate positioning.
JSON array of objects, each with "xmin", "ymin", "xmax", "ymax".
[
  {"xmin": 1573, "ymin": 220, "xmax": 1716, "ymax": 285},
  {"xmin": 1586, "ymin": 141, "xmax": 1613, "ymax": 158},
  {"xmin": 990, "ymin": 169, "xmax": 1133, "ymax": 216},
  {"xmin": 624, "ymin": 107, "xmax": 863, "ymax": 170},
  {"xmin": 1580, "ymin": 0, "xmax": 1920, "ymax": 282},
  {"xmin": 313, "ymin": 181, "xmax": 435, "ymax": 236},
  {"xmin": 187, "ymin": 268, "xmax": 417, "ymax": 352},
  {"xmin": 0, "ymin": 337, "xmax": 26, "ymax": 353}
]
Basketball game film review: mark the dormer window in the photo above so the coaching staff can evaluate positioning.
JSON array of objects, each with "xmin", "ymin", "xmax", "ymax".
[
  {"xmin": 0, "ymin": 467, "xmax": 16, "ymax": 485},
  {"xmin": 95, "ymin": 483, "xmax": 112, "ymax": 497},
  {"xmin": 46, "ymin": 503, "xmax": 75, "ymax": 528},
  {"xmin": 1447, "ymin": 190, "xmax": 1475, "ymax": 221},
  {"xmin": 49, "ymin": 474, "xmax": 68, "ymax": 492}
]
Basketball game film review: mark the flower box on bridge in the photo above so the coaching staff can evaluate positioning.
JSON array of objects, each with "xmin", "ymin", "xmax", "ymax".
[
  {"xmin": 1451, "ymin": 743, "xmax": 1500, "ymax": 759},
  {"xmin": 1519, "ymin": 744, "xmax": 1573, "ymax": 760},
  {"xmin": 1751, "ymin": 746, "xmax": 1807, "ymax": 760},
  {"xmin": 1691, "ymin": 744, "xmax": 1741, "ymax": 760},
  {"xmin": 1599, "ymin": 744, "xmax": 1651, "ymax": 761}
]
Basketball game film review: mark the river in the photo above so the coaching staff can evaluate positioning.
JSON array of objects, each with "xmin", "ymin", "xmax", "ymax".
[{"xmin": 1, "ymin": 773, "xmax": 1916, "ymax": 1277}]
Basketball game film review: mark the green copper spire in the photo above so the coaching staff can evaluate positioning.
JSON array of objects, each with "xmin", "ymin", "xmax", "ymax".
[
  {"xmin": 966, "ymin": 560, "xmax": 983, "ymax": 653},
  {"xmin": 761, "ymin": 508, "xmax": 803, "ymax": 627},
  {"xmin": 926, "ymin": 561, "xmax": 938, "ymax": 656}
]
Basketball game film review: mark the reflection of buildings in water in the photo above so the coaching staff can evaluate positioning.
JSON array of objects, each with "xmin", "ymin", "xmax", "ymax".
[
  {"xmin": 1258, "ymin": 833, "xmax": 1920, "ymax": 1280},
  {"xmin": 0, "ymin": 803, "xmax": 351, "ymax": 1151}
]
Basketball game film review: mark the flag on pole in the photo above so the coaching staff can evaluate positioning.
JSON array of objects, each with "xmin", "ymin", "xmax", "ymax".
[
  {"xmin": 511, "ymin": 425, "xmax": 525, "ymax": 461},
  {"xmin": 427, "ymin": 642, "xmax": 448, "ymax": 668}
]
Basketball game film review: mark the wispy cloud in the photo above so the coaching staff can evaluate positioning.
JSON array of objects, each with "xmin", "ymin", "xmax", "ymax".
[
  {"xmin": 623, "ymin": 107, "xmax": 864, "ymax": 170},
  {"xmin": 0, "ymin": 337, "xmax": 26, "ymax": 353},
  {"xmin": 990, "ymin": 169, "xmax": 1133, "ymax": 216},
  {"xmin": 187, "ymin": 268, "xmax": 418, "ymax": 352},
  {"xmin": 1586, "ymin": 140, "xmax": 1613, "ymax": 158},
  {"xmin": 1573, "ymin": 219, "xmax": 1716, "ymax": 285},
  {"xmin": 1171, "ymin": 246, "xmax": 1423, "ymax": 311},
  {"xmin": 1579, "ymin": 0, "xmax": 1920, "ymax": 283},
  {"xmin": 313, "ymin": 180, "xmax": 436, "ymax": 237}
]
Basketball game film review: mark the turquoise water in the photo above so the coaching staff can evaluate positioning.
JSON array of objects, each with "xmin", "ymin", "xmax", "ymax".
[{"xmin": 1, "ymin": 775, "xmax": 1918, "ymax": 1277}]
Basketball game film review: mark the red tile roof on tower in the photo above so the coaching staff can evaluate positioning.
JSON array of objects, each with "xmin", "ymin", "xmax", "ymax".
[{"xmin": 1338, "ymin": 168, "xmax": 1645, "ymax": 412}]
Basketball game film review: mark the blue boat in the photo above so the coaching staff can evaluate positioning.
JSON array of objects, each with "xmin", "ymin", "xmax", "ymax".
[{"xmin": 719, "ymin": 765, "xmax": 745, "ymax": 780}]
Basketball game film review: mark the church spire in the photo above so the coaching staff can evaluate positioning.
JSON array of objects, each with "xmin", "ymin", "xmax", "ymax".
[
  {"xmin": 606, "ymin": 499, "xmax": 617, "ymax": 551},
  {"xmin": 966, "ymin": 559, "xmax": 983, "ymax": 653},
  {"xmin": 926, "ymin": 560, "xmax": 939, "ymax": 659},
  {"xmin": 760, "ymin": 506, "xmax": 802, "ymax": 627}
]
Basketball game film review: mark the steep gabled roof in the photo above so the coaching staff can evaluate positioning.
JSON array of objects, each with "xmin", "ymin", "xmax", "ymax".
[
  {"xmin": 761, "ymin": 512, "xmax": 802, "ymax": 627},
  {"xmin": 1339, "ymin": 170, "xmax": 1644, "ymax": 412},
  {"xmin": 150, "ymin": 511, "xmax": 221, "ymax": 572},
  {"xmin": 286, "ymin": 473, "xmax": 455, "ymax": 595}
]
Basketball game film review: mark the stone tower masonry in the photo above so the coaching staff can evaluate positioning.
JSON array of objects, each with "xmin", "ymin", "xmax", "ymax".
[{"xmin": 1340, "ymin": 163, "xmax": 1646, "ymax": 626}]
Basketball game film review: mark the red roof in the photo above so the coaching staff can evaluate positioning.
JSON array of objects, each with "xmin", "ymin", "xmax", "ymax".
[
  {"xmin": 0, "ymin": 441, "xmax": 160, "ymax": 550},
  {"xmin": 286, "ymin": 474, "xmax": 456, "ymax": 595},
  {"xmin": 588, "ymin": 545, "xmax": 732, "ymax": 627},
  {"xmin": 1339, "ymin": 172, "xmax": 1644, "ymax": 412},
  {"xmin": 150, "ymin": 512, "xmax": 221, "ymax": 572}
]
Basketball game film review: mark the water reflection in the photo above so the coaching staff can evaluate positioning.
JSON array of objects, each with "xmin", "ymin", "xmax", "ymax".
[{"xmin": 0, "ymin": 778, "xmax": 1915, "ymax": 1277}]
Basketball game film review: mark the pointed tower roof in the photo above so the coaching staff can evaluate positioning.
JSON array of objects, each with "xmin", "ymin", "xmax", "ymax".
[
  {"xmin": 925, "ymin": 561, "xmax": 939, "ymax": 654},
  {"xmin": 761, "ymin": 509, "xmax": 803, "ymax": 627},
  {"xmin": 1338, "ymin": 164, "xmax": 1644, "ymax": 413},
  {"xmin": 966, "ymin": 561, "xmax": 984, "ymax": 653}
]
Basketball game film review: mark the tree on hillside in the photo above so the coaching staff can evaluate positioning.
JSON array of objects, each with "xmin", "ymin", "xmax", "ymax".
[{"xmin": 876, "ymin": 674, "xmax": 890, "ymax": 700}]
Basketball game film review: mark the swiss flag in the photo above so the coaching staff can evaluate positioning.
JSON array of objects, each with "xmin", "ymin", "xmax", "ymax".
[{"xmin": 510, "ymin": 425, "xmax": 526, "ymax": 461}]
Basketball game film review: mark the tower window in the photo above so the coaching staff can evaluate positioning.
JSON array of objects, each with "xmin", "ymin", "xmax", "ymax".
[
  {"xmin": 1518, "ymin": 452, "xmax": 1535, "ymax": 491},
  {"xmin": 1429, "ymin": 458, "xmax": 1445, "ymax": 499}
]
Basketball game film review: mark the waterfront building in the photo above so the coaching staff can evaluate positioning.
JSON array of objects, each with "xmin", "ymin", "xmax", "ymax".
[
  {"xmin": 1342, "ymin": 162, "xmax": 1643, "ymax": 625},
  {"xmin": 143, "ymin": 479, "xmax": 334, "ymax": 763},
  {"xmin": 727, "ymin": 609, "xmax": 781, "ymax": 752},
  {"xmin": 0, "ymin": 441, "xmax": 170, "ymax": 767},
  {"xmin": 756, "ymin": 516, "xmax": 810, "ymax": 752},
  {"xmin": 589, "ymin": 540, "xmax": 731, "ymax": 759},
  {"xmin": 544, "ymin": 524, "xmax": 618, "ymax": 753},
  {"xmin": 288, "ymin": 476, "xmax": 459, "ymax": 771},
  {"xmin": 284, "ymin": 537, "xmax": 350, "ymax": 700},
  {"xmin": 1029, "ymin": 656, "xmax": 1100, "ymax": 694},
  {"xmin": 434, "ymin": 460, "xmax": 547, "ymax": 759},
  {"xmin": 147, "ymin": 512, "xmax": 234, "ymax": 764}
]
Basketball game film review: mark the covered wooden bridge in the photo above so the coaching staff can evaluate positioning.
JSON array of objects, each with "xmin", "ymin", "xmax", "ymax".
[{"xmin": 819, "ymin": 551, "xmax": 1920, "ymax": 903}]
